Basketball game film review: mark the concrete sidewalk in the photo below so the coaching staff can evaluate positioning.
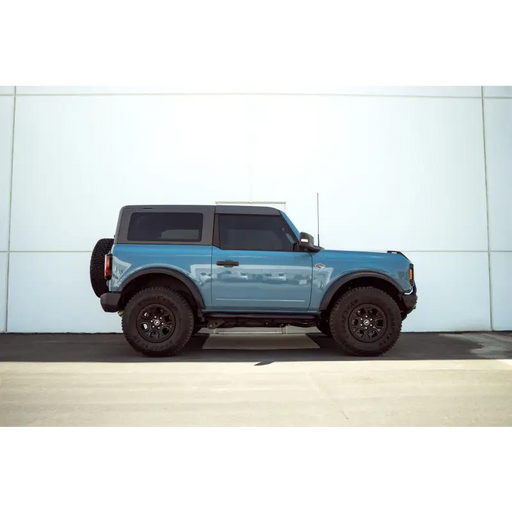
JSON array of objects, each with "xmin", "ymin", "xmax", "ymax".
[{"xmin": 1, "ymin": 332, "xmax": 511, "ymax": 426}]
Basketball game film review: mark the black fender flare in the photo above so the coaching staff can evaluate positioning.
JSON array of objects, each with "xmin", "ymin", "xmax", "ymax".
[
  {"xmin": 319, "ymin": 271, "xmax": 403, "ymax": 311},
  {"xmin": 120, "ymin": 268, "xmax": 206, "ymax": 309}
]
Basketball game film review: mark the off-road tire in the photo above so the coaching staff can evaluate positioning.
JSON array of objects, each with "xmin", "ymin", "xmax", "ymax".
[
  {"xmin": 122, "ymin": 287, "xmax": 195, "ymax": 357},
  {"xmin": 329, "ymin": 286, "xmax": 402, "ymax": 357},
  {"xmin": 90, "ymin": 238, "xmax": 114, "ymax": 297},
  {"xmin": 312, "ymin": 335, "xmax": 337, "ymax": 350},
  {"xmin": 316, "ymin": 321, "xmax": 332, "ymax": 337}
]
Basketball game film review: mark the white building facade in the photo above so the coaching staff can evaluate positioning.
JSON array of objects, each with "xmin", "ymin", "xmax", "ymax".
[{"xmin": 0, "ymin": 86, "xmax": 510, "ymax": 333}]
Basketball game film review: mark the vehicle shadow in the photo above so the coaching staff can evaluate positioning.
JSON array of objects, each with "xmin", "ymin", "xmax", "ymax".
[{"xmin": 1, "ymin": 332, "xmax": 511, "ymax": 363}]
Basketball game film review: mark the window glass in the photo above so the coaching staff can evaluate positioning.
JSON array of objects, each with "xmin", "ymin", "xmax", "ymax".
[
  {"xmin": 127, "ymin": 212, "xmax": 203, "ymax": 242},
  {"xmin": 218, "ymin": 214, "xmax": 296, "ymax": 251}
]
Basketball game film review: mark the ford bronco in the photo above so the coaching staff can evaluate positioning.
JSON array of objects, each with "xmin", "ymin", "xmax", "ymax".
[{"xmin": 90, "ymin": 205, "xmax": 417, "ymax": 357}]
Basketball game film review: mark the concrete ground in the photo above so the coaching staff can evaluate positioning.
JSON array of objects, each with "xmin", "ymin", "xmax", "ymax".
[{"xmin": 1, "ymin": 331, "xmax": 512, "ymax": 426}]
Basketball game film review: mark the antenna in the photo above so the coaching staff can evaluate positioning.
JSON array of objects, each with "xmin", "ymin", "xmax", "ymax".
[{"xmin": 316, "ymin": 192, "xmax": 320, "ymax": 246}]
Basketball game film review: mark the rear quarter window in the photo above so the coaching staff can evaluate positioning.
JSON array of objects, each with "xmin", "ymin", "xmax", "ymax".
[{"xmin": 127, "ymin": 212, "xmax": 203, "ymax": 242}]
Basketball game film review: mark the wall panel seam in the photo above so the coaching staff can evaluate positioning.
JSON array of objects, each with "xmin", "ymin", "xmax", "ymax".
[
  {"xmin": 481, "ymin": 86, "xmax": 493, "ymax": 330},
  {"xmin": 4, "ymin": 86, "xmax": 16, "ymax": 332},
  {"xmin": 14, "ymin": 93, "xmax": 483, "ymax": 99}
]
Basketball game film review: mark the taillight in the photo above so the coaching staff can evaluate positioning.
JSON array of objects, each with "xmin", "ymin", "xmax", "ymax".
[
  {"xmin": 409, "ymin": 264, "xmax": 414, "ymax": 284},
  {"xmin": 105, "ymin": 254, "xmax": 112, "ymax": 280}
]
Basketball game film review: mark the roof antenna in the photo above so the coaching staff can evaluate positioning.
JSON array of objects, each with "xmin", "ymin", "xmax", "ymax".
[{"xmin": 316, "ymin": 192, "xmax": 320, "ymax": 246}]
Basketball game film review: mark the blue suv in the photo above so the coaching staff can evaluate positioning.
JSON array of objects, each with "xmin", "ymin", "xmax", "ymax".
[{"xmin": 90, "ymin": 205, "xmax": 417, "ymax": 357}]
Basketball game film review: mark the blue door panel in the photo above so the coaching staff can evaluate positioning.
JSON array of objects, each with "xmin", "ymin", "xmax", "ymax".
[{"xmin": 211, "ymin": 247, "xmax": 312, "ymax": 310}]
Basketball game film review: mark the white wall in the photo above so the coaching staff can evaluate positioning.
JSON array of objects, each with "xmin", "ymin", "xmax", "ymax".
[
  {"xmin": 0, "ymin": 87, "xmax": 15, "ymax": 95},
  {"xmin": 483, "ymin": 92, "xmax": 512, "ymax": 330},
  {"xmin": 0, "ymin": 96, "xmax": 13, "ymax": 251},
  {"xmin": 14, "ymin": 86, "xmax": 483, "ymax": 96},
  {"xmin": 0, "ymin": 86, "xmax": 510, "ymax": 332},
  {"xmin": 0, "ymin": 252, "xmax": 7, "ymax": 333}
]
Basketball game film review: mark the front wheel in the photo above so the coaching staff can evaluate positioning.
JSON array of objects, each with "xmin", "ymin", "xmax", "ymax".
[
  {"xmin": 316, "ymin": 321, "xmax": 332, "ymax": 337},
  {"xmin": 191, "ymin": 325, "xmax": 203, "ymax": 336},
  {"xmin": 329, "ymin": 286, "xmax": 402, "ymax": 357},
  {"xmin": 122, "ymin": 287, "xmax": 194, "ymax": 357}
]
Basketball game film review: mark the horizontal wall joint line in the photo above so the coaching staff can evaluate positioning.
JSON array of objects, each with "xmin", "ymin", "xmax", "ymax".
[{"xmin": 14, "ymin": 93, "xmax": 484, "ymax": 99}]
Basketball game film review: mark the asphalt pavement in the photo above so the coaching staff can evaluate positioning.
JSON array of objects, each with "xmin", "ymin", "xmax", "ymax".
[{"xmin": 1, "ymin": 331, "xmax": 511, "ymax": 426}]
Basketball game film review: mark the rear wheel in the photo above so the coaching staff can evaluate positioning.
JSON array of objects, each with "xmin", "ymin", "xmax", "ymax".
[
  {"xmin": 122, "ymin": 287, "xmax": 194, "ymax": 357},
  {"xmin": 329, "ymin": 286, "xmax": 402, "ymax": 357},
  {"xmin": 90, "ymin": 238, "xmax": 114, "ymax": 297}
]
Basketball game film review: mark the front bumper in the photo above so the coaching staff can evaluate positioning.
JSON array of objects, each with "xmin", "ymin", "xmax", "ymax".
[
  {"xmin": 100, "ymin": 292, "xmax": 121, "ymax": 313},
  {"xmin": 401, "ymin": 284, "xmax": 418, "ymax": 314}
]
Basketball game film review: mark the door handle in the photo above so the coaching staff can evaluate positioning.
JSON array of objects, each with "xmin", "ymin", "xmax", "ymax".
[{"xmin": 216, "ymin": 260, "xmax": 239, "ymax": 267}]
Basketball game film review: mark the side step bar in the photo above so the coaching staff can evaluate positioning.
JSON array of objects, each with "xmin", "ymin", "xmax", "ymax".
[
  {"xmin": 205, "ymin": 312, "xmax": 319, "ymax": 321},
  {"xmin": 204, "ymin": 312, "xmax": 320, "ymax": 329}
]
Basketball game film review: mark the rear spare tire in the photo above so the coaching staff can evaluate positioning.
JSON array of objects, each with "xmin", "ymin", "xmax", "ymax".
[
  {"xmin": 90, "ymin": 238, "xmax": 114, "ymax": 297},
  {"xmin": 329, "ymin": 286, "xmax": 402, "ymax": 357}
]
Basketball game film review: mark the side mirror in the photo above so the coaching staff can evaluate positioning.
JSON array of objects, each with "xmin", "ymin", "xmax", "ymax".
[{"xmin": 299, "ymin": 232, "xmax": 321, "ymax": 252}]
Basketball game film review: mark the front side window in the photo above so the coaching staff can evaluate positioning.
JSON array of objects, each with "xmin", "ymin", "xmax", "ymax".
[
  {"xmin": 127, "ymin": 212, "xmax": 203, "ymax": 242},
  {"xmin": 218, "ymin": 214, "xmax": 296, "ymax": 251}
]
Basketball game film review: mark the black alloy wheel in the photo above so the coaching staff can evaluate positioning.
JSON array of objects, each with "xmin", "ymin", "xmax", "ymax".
[
  {"xmin": 136, "ymin": 304, "xmax": 176, "ymax": 343},
  {"xmin": 348, "ymin": 304, "xmax": 387, "ymax": 342}
]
